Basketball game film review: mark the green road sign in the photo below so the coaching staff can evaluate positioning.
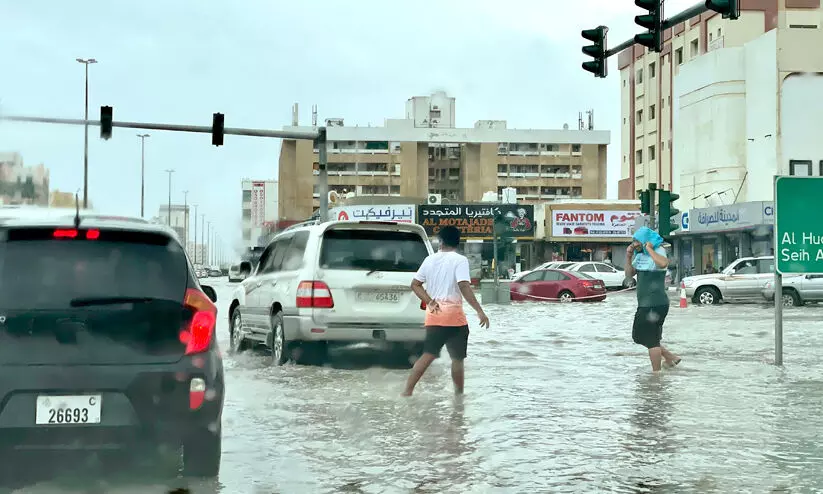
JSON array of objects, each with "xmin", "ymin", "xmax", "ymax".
[{"xmin": 775, "ymin": 176, "xmax": 823, "ymax": 274}]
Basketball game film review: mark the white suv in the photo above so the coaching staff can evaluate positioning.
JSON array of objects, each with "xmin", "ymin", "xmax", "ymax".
[{"xmin": 228, "ymin": 220, "xmax": 434, "ymax": 365}]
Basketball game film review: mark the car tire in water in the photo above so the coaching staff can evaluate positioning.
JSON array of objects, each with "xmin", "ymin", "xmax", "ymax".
[
  {"xmin": 558, "ymin": 290, "xmax": 575, "ymax": 303},
  {"xmin": 269, "ymin": 312, "xmax": 291, "ymax": 366},
  {"xmin": 695, "ymin": 286, "xmax": 721, "ymax": 305},
  {"xmin": 782, "ymin": 289, "xmax": 801, "ymax": 307},
  {"xmin": 229, "ymin": 310, "xmax": 249, "ymax": 354},
  {"xmin": 182, "ymin": 429, "xmax": 221, "ymax": 477}
]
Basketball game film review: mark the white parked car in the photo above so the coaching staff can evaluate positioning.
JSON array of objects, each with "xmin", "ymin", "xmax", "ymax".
[
  {"xmin": 228, "ymin": 220, "xmax": 434, "ymax": 365},
  {"xmin": 228, "ymin": 264, "xmax": 247, "ymax": 283},
  {"xmin": 683, "ymin": 256, "xmax": 774, "ymax": 305},
  {"xmin": 566, "ymin": 261, "xmax": 635, "ymax": 289}
]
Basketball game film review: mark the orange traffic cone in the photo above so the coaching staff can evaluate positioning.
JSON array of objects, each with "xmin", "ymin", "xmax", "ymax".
[{"xmin": 679, "ymin": 281, "xmax": 688, "ymax": 308}]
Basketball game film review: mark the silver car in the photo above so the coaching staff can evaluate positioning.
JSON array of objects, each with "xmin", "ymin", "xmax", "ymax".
[
  {"xmin": 762, "ymin": 274, "xmax": 823, "ymax": 306},
  {"xmin": 683, "ymin": 256, "xmax": 774, "ymax": 305}
]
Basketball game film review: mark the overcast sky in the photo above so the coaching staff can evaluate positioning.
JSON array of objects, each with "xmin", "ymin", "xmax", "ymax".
[{"xmin": 0, "ymin": 0, "xmax": 696, "ymax": 251}]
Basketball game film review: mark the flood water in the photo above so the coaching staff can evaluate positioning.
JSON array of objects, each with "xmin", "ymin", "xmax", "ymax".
[{"xmin": 8, "ymin": 281, "xmax": 823, "ymax": 493}]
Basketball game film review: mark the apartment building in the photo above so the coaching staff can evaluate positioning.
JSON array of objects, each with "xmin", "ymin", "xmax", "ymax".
[
  {"xmin": 0, "ymin": 152, "xmax": 49, "ymax": 206},
  {"xmin": 278, "ymin": 93, "xmax": 610, "ymax": 221},
  {"xmin": 619, "ymin": 0, "xmax": 823, "ymax": 207},
  {"xmin": 240, "ymin": 179, "xmax": 278, "ymax": 247},
  {"xmin": 157, "ymin": 204, "xmax": 190, "ymax": 244}
]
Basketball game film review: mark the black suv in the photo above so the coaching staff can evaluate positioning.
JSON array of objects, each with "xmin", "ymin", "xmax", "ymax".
[{"xmin": 0, "ymin": 210, "xmax": 224, "ymax": 477}]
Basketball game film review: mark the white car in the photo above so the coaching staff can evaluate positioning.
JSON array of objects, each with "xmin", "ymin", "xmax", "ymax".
[
  {"xmin": 228, "ymin": 220, "xmax": 434, "ymax": 365},
  {"xmin": 683, "ymin": 256, "xmax": 774, "ymax": 305},
  {"xmin": 566, "ymin": 261, "xmax": 635, "ymax": 289},
  {"xmin": 228, "ymin": 264, "xmax": 247, "ymax": 283}
]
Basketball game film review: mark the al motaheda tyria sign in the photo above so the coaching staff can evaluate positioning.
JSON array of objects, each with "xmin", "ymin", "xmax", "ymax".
[
  {"xmin": 417, "ymin": 204, "xmax": 535, "ymax": 239},
  {"xmin": 776, "ymin": 177, "xmax": 823, "ymax": 274}
]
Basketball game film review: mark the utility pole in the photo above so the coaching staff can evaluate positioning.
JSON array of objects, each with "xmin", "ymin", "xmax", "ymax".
[
  {"xmin": 201, "ymin": 215, "xmax": 206, "ymax": 266},
  {"xmin": 137, "ymin": 133, "xmax": 150, "ymax": 217},
  {"xmin": 206, "ymin": 221, "xmax": 211, "ymax": 265},
  {"xmin": 192, "ymin": 204, "xmax": 198, "ymax": 264},
  {"xmin": 164, "ymin": 169, "xmax": 175, "ymax": 226},
  {"xmin": 76, "ymin": 58, "xmax": 97, "ymax": 209},
  {"xmin": 182, "ymin": 190, "xmax": 189, "ymax": 248}
]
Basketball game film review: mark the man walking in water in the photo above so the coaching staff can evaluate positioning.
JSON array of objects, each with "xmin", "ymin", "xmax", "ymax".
[
  {"xmin": 403, "ymin": 226, "xmax": 490, "ymax": 397},
  {"xmin": 623, "ymin": 226, "xmax": 681, "ymax": 372}
]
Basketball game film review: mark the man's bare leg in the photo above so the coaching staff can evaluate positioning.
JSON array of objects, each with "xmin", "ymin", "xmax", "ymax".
[
  {"xmin": 661, "ymin": 346, "xmax": 680, "ymax": 366},
  {"xmin": 402, "ymin": 353, "xmax": 436, "ymax": 397},
  {"xmin": 648, "ymin": 347, "xmax": 663, "ymax": 372},
  {"xmin": 451, "ymin": 359, "xmax": 465, "ymax": 394}
]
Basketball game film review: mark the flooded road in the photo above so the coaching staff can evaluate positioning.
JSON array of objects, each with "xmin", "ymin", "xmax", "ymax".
[{"xmin": 8, "ymin": 279, "xmax": 823, "ymax": 493}]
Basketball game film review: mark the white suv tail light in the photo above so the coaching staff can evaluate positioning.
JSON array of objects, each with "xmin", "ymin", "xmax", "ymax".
[{"xmin": 296, "ymin": 280, "xmax": 334, "ymax": 308}]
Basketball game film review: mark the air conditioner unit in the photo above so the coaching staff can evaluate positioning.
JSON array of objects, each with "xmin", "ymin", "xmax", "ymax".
[{"xmin": 427, "ymin": 193, "xmax": 442, "ymax": 205}]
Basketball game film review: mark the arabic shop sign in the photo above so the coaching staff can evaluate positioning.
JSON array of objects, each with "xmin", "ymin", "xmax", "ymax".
[
  {"xmin": 551, "ymin": 209, "xmax": 641, "ymax": 238},
  {"xmin": 417, "ymin": 204, "xmax": 535, "ymax": 240},
  {"xmin": 329, "ymin": 204, "xmax": 415, "ymax": 223},
  {"xmin": 689, "ymin": 201, "xmax": 774, "ymax": 233}
]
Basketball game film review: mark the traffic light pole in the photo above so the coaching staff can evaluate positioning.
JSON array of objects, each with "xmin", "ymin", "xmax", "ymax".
[
  {"xmin": 1, "ymin": 113, "xmax": 330, "ymax": 222},
  {"xmin": 604, "ymin": 1, "xmax": 718, "ymax": 57}
]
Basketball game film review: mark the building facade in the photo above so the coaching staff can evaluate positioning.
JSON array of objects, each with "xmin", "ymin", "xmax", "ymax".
[
  {"xmin": 157, "ymin": 204, "xmax": 190, "ymax": 245},
  {"xmin": 241, "ymin": 179, "xmax": 278, "ymax": 247},
  {"xmin": 0, "ymin": 152, "xmax": 49, "ymax": 206},
  {"xmin": 618, "ymin": 0, "xmax": 823, "ymax": 207},
  {"xmin": 278, "ymin": 93, "xmax": 610, "ymax": 221}
]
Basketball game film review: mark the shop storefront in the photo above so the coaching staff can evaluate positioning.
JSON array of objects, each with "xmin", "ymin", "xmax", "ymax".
[
  {"xmin": 673, "ymin": 201, "xmax": 774, "ymax": 279},
  {"xmin": 543, "ymin": 204, "xmax": 641, "ymax": 269},
  {"xmin": 416, "ymin": 204, "xmax": 535, "ymax": 280}
]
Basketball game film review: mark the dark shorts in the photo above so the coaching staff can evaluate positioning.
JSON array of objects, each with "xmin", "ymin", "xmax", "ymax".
[
  {"xmin": 632, "ymin": 305, "xmax": 670, "ymax": 349},
  {"xmin": 422, "ymin": 325, "xmax": 470, "ymax": 360}
]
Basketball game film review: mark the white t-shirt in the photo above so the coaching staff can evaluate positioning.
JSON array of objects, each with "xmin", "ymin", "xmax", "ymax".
[{"xmin": 414, "ymin": 251, "xmax": 471, "ymax": 304}]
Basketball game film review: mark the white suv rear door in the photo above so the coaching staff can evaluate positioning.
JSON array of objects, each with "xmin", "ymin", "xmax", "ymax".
[{"xmin": 310, "ymin": 222, "xmax": 432, "ymax": 326}]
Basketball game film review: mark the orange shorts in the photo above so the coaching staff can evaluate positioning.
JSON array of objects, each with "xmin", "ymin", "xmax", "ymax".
[{"xmin": 425, "ymin": 302, "xmax": 468, "ymax": 327}]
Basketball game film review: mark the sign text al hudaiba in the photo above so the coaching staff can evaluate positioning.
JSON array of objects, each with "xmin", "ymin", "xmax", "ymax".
[{"xmin": 775, "ymin": 176, "xmax": 823, "ymax": 273}]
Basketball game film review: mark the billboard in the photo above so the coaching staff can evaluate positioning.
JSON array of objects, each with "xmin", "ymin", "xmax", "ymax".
[
  {"xmin": 417, "ymin": 204, "xmax": 535, "ymax": 240},
  {"xmin": 330, "ymin": 204, "xmax": 416, "ymax": 223},
  {"xmin": 250, "ymin": 181, "xmax": 266, "ymax": 227},
  {"xmin": 551, "ymin": 210, "xmax": 640, "ymax": 238}
]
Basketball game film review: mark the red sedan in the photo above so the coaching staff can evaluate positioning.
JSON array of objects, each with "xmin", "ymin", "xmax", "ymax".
[{"xmin": 510, "ymin": 269, "xmax": 607, "ymax": 303}]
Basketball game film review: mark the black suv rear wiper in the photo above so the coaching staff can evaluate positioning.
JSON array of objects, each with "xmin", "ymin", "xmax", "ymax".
[{"xmin": 69, "ymin": 296, "xmax": 163, "ymax": 307}]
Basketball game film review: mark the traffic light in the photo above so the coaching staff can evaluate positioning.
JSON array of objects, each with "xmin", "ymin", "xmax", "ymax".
[
  {"xmin": 634, "ymin": 0, "xmax": 663, "ymax": 52},
  {"xmin": 100, "ymin": 106, "xmax": 113, "ymax": 140},
  {"xmin": 705, "ymin": 0, "xmax": 739, "ymax": 20},
  {"xmin": 639, "ymin": 189, "xmax": 651, "ymax": 214},
  {"xmin": 211, "ymin": 113, "xmax": 225, "ymax": 146},
  {"xmin": 582, "ymin": 26, "xmax": 608, "ymax": 78},
  {"xmin": 658, "ymin": 190, "xmax": 680, "ymax": 237}
]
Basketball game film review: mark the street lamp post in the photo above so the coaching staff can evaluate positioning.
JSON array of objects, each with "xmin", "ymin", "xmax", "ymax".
[
  {"xmin": 182, "ymin": 190, "xmax": 189, "ymax": 248},
  {"xmin": 164, "ymin": 169, "xmax": 175, "ymax": 225},
  {"xmin": 76, "ymin": 58, "xmax": 97, "ymax": 209},
  {"xmin": 192, "ymin": 205, "xmax": 198, "ymax": 264},
  {"xmin": 137, "ymin": 134, "xmax": 150, "ymax": 217},
  {"xmin": 206, "ymin": 221, "xmax": 211, "ymax": 265},
  {"xmin": 201, "ymin": 214, "xmax": 206, "ymax": 266}
]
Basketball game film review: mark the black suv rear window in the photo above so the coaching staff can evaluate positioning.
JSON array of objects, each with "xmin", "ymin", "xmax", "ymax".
[
  {"xmin": 0, "ymin": 229, "xmax": 188, "ymax": 310},
  {"xmin": 320, "ymin": 228, "xmax": 428, "ymax": 272}
]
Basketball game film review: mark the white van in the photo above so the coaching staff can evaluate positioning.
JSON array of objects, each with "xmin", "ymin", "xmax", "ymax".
[{"xmin": 228, "ymin": 221, "xmax": 433, "ymax": 365}]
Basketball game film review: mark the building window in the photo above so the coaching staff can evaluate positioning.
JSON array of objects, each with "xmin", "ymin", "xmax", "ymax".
[
  {"xmin": 790, "ymin": 160, "xmax": 812, "ymax": 176},
  {"xmin": 649, "ymin": 62, "xmax": 656, "ymax": 78},
  {"xmin": 649, "ymin": 104, "xmax": 656, "ymax": 120},
  {"xmin": 571, "ymin": 144, "xmax": 581, "ymax": 152},
  {"xmin": 636, "ymin": 150, "xmax": 643, "ymax": 164},
  {"xmin": 636, "ymin": 109, "xmax": 643, "ymax": 124},
  {"xmin": 242, "ymin": 209, "xmax": 251, "ymax": 220},
  {"xmin": 242, "ymin": 190, "xmax": 252, "ymax": 202},
  {"xmin": 648, "ymin": 145, "xmax": 656, "ymax": 161},
  {"xmin": 623, "ymin": 79, "xmax": 627, "ymax": 87},
  {"xmin": 675, "ymin": 48, "xmax": 683, "ymax": 65},
  {"xmin": 820, "ymin": 160, "xmax": 823, "ymax": 176},
  {"xmin": 390, "ymin": 185, "xmax": 400, "ymax": 195},
  {"xmin": 690, "ymin": 39, "xmax": 699, "ymax": 57},
  {"xmin": 637, "ymin": 68, "xmax": 643, "ymax": 84}
]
